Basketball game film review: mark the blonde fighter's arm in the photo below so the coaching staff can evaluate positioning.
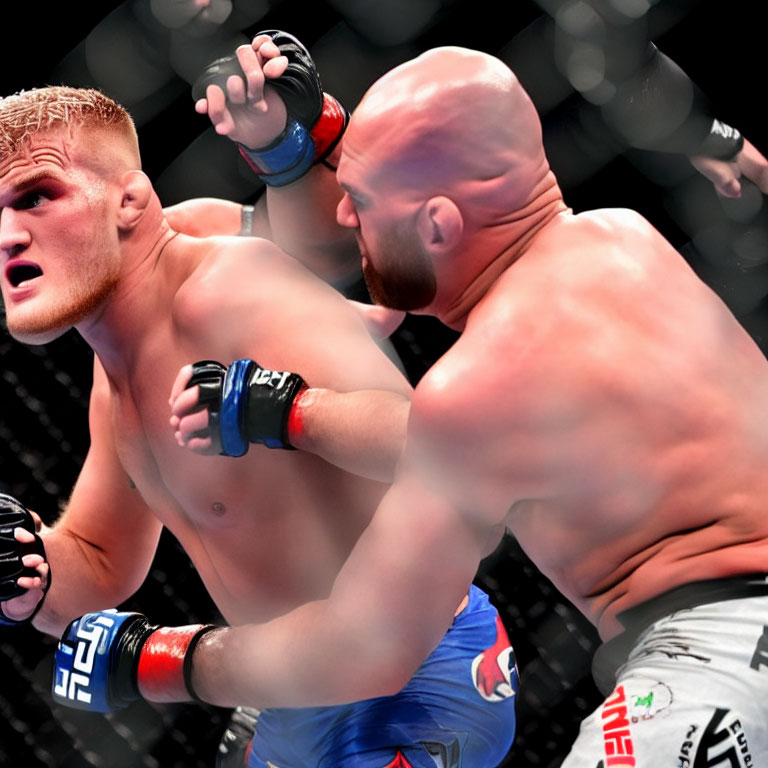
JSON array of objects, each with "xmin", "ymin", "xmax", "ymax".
[{"xmin": 33, "ymin": 359, "xmax": 163, "ymax": 637}]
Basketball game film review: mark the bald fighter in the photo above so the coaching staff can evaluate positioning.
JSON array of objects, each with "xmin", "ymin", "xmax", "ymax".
[{"xmin": 167, "ymin": 45, "xmax": 768, "ymax": 766}]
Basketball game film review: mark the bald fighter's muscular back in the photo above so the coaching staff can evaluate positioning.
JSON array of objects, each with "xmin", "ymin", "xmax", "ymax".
[{"xmin": 426, "ymin": 206, "xmax": 768, "ymax": 641}]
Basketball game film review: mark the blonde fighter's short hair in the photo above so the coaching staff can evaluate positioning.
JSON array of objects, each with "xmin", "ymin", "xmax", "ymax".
[{"xmin": 0, "ymin": 86, "xmax": 140, "ymax": 170}]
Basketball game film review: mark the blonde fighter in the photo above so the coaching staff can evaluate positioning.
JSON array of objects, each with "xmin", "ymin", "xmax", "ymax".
[{"xmin": 0, "ymin": 58, "xmax": 517, "ymax": 768}]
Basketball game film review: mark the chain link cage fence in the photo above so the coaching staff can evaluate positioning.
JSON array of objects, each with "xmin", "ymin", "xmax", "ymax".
[{"xmin": 1, "ymin": 0, "xmax": 766, "ymax": 765}]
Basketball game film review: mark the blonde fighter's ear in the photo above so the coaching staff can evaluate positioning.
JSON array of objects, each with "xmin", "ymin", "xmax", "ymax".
[
  {"xmin": 416, "ymin": 196, "xmax": 463, "ymax": 255},
  {"xmin": 116, "ymin": 171, "xmax": 152, "ymax": 231}
]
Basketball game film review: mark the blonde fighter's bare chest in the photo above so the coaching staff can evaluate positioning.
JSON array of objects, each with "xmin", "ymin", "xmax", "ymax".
[{"xmin": 106, "ymin": 369, "xmax": 383, "ymax": 622}]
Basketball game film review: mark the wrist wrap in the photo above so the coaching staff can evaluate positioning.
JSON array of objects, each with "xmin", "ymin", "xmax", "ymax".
[
  {"xmin": 237, "ymin": 91, "xmax": 348, "ymax": 186},
  {"xmin": 53, "ymin": 609, "xmax": 216, "ymax": 711},
  {"xmin": 694, "ymin": 119, "xmax": 744, "ymax": 161},
  {"xmin": 220, "ymin": 359, "xmax": 307, "ymax": 454},
  {"xmin": 238, "ymin": 118, "xmax": 316, "ymax": 186},
  {"xmin": 137, "ymin": 623, "xmax": 218, "ymax": 704},
  {"xmin": 187, "ymin": 359, "xmax": 307, "ymax": 457}
]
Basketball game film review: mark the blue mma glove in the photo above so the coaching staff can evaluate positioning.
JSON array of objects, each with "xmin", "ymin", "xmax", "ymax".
[
  {"xmin": 187, "ymin": 358, "xmax": 308, "ymax": 456},
  {"xmin": 192, "ymin": 30, "xmax": 348, "ymax": 186},
  {"xmin": 53, "ymin": 609, "xmax": 215, "ymax": 712},
  {"xmin": 0, "ymin": 493, "xmax": 49, "ymax": 627}
]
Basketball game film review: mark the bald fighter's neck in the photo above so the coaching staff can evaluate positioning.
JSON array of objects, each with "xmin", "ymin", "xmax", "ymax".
[{"xmin": 441, "ymin": 171, "xmax": 567, "ymax": 330}]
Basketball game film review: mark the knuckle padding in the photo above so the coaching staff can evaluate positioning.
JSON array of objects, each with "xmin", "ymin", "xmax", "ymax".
[
  {"xmin": 188, "ymin": 360, "xmax": 227, "ymax": 408},
  {"xmin": 0, "ymin": 494, "xmax": 49, "ymax": 623},
  {"xmin": 191, "ymin": 29, "xmax": 324, "ymax": 128},
  {"xmin": 186, "ymin": 361, "xmax": 226, "ymax": 452}
]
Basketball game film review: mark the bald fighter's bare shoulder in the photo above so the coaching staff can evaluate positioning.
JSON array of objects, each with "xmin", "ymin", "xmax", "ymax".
[{"xmin": 405, "ymin": 205, "xmax": 759, "ymax": 520}]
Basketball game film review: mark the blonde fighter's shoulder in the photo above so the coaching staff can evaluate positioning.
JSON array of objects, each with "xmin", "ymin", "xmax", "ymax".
[
  {"xmin": 165, "ymin": 233, "xmax": 407, "ymax": 390},
  {"xmin": 170, "ymin": 234, "xmax": 340, "ymax": 334},
  {"xmin": 176, "ymin": 234, "xmax": 315, "ymax": 297}
]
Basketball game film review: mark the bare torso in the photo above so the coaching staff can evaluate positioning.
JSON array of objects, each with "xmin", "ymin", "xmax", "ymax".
[
  {"xmin": 96, "ymin": 234, "xmax": 392, "ymax": 626},
  {"xmin": 426, "ymin": 208, "xmax": 768, "ymax": 639}
]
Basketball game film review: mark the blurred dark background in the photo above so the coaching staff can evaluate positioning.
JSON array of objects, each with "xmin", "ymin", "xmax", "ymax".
[{"xmin": 1, "ymin": 0, "xmax": 766, "ymax": 766}]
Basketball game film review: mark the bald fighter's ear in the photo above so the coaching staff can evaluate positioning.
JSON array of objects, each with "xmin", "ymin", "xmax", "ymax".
[
  {"xmin": 417, "ymin": 196, "xmax": 463, "ymax": 254},
  {"xmin": 117, "ymin": 171, "xmax": 152, "ymax": 231}
]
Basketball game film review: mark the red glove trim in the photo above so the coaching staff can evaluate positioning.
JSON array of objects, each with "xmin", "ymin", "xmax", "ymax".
[
  {"xmin": 238, "ymin": 144, "xmax": 263, "ymax": 176},
  {"xmin": 310, "ymin": 94, "xmax": 348, "ymax": 163},
  {"xmin": 239, "ymin": 94, "xmax": 346, "ymax": 176},
  {"xmin": 286, "ymin": 384, "xmax": 310, "ymax": 446},
  {"xmin": 136, "ymin": 624, "xmax": 214, "ymax": 703}
]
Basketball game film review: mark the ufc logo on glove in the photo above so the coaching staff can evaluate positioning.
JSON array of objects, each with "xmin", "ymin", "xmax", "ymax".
[
  {"xmin": 253, "ymin": 367, "xmax": 292, "ymax": 389},
  {"xmin": 53, "ymin": 610, "xmax": 119, "ymax": 708}
]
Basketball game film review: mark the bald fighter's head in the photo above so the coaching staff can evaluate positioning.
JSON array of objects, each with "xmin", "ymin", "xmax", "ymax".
[
  {"xmin": 345, "ymin": 46, "xmax": 550, "ymax": 216},
  {"xmin": 336, "ymin": 47, "xmax": 560, "ymax": 321}
]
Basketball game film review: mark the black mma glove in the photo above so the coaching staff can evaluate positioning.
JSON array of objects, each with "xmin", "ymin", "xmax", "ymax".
[
  {"xmin": 187, "ymin": 359, "xmax": 308, "ymax": 456},
  {"xmin": 601, "ymin": 44, "xmax": 744, "ymax": 161},
  {"xmin": 192, "ymin": 29, "xmax": 348, "ymax": 186},
  {"xmin": 0, "ymin": 493, "xmax": 49, "ymax": 627},
  {"xmin": 694, "ymin": 118, "xmax": 744, "ymax": 161},
  {"xmin": 52, "ymin": 609, "xmax": 216, "ymax": 712},
  {"xmin": 216, "ymin": 706, "xmax": 261, "ymax": 768}
]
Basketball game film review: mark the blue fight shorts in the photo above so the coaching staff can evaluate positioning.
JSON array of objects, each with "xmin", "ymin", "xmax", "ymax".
[{"xmin": 245, "ymin": 585, "xmax": 517, "ymax": 768}]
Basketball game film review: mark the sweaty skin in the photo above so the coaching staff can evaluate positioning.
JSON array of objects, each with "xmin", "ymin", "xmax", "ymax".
[
  {"xmin": 332, "ymin": 46, "xmax": 768, "ymax": 642},
  {"xmin": 0, "ymin": 99, "xmax": 411, "ymax": 648},
  {"xmin": 157, "ymin": 47, "xmax": 768, "ymax": 712}
]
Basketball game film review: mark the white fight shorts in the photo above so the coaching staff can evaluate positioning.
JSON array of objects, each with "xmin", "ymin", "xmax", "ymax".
[{"xmin": 563, "ymin": 577, "xmax": 768, "ymax": 767}]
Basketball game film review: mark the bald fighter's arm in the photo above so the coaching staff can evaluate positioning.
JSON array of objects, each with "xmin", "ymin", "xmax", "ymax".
[
  {"xmin": 195, "ymin": 376, "xmax": 497, "ymax": 707},
  {"xmin": 33, "ymin": 359, "xmax": 163, "ymax": 637},
  {"xmin": 194, "ymin": 472, "xmax": 485, "ymax": 707},
  {"xmin": 54, "ymin": 381, "xmax": 492, "ymax": 710},
  {"xmin": 170, "ymin": 237, "xmax": 411, "ymax": 482}
]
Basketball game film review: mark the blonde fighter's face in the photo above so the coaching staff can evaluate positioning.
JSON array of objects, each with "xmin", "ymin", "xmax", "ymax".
[{"xmin": 0, "ymin": 130, "xmax": 121, "ymax": 344}]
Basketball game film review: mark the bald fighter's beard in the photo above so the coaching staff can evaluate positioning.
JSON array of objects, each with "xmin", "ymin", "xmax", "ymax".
[{"xmin": 363, "ymin": 222, "xmax": 436, "ymax": 311}]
